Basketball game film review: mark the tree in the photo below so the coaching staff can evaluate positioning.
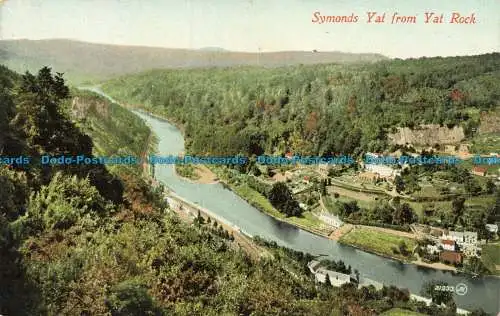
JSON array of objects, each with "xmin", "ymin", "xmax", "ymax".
[
  {"xmin": 394, "ymin": 176, "xmax": 405, "ymax": 193},
  {"xmin": 105, "ymin": 280, "xmax": 159, "ymax": 315},
  {"xmin": 268, "ymin": 182, "xmax": 302, "ymax": 217},
  {"xmin": 464, "ymin": 178, "xmax": 482, "ymax": 196},
  {"xmin": 452, "ymin": 197, "xmax": 466, "ymax": 219},
  {"xmin": 398, "ymin": 240, "xmax": 408, "ymax": 256},
  {"xmin": 485, "ymin": 179, "xmax": 496, "ymax": 194},
  {"xmin": 393, "ymin": 203, "xmax": 415, "ymax": 225},
  {"xmin": 13, "ymin": 67, "xmax": 124, "ymax": 204},
  {"xmin": 463, "ymin": 257, "xmax": 490, "ymax": 275},
  {"xmin": 488, "ymin": 189, "xmax": 500, "ymax": 223},
  {"xmin": 319, "ymin": 179, "xmax": 327, "ymax": 196},
  {"xmin": 339, "ymin": 201, "xmax": 359, "ymax": 218},
  {"xmin": 324, "ymin": 273, "xmax": 332, "ymax": 288},
  {"xmin": 194, "ymin": 210, "xmax": 205, "ymax": 227}
]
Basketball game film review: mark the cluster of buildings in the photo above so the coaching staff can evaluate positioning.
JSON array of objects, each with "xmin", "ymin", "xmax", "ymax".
[
  {"xmin": 360, "ymin": 152, "xmax": 499, "ymax": 181},
  {"xmin": 425, "ymin": 229, "xmax": 482, "ymax": 264},
  {"xmin": 307, "ymin": 260, "xmax": 471, "ymax": 314},
  {"xmin": 359, "ymin": 152, "xmax": 402, "ymax": 182}
]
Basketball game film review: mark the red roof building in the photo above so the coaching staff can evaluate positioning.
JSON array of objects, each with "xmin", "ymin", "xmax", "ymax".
[
  {"xmin": 439, "ymin": 251, "xmax": 462, "ymax": 264},
  {"xmin": 440, "ymin": 239, "xmax": 456, "ymax": 251},
  {"xmin": 472, "ymin": 166, "xmax": 487, "ymax": 176}
]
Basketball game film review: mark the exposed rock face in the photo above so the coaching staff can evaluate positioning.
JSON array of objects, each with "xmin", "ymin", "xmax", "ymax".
[
  {"xmin": 479, "ymin": 110, "xmax": 500, "ymax": 134},
  {"xmin": 388, "ymin": 124, "xmax": 465, "ymax": 145},
  {"xmin": 71, "ymin": 96, "xmax": 109, "ymax": 120}
]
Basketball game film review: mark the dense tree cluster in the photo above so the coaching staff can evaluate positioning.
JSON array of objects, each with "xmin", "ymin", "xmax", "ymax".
[
  {"xmin": 103, "ymin": 53, "xmax": 500, "ymax": 158},
  {"xmin": 268, "ymin": 182, "xmax": 303, "ymax": 216},
  {"xmin": 333, "ymin": 198, "xmax": 417, "ymax": 232}
]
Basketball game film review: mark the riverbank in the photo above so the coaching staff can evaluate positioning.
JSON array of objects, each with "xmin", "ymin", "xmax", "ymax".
[
  {"xmin": 217, "ymin": 176, "xmax": 333, "ymax": 239},
  {"xmin": 207, "ymin": 168, "xmax": 464, "ymax": 270},
  {"xmin": 84, "ymin": 87, "xmax": 500, "ymax": 314},
  {"xmin": 412, "ymin": 258, "xmax": 457, "ymax": 272},
  {"xmin": 120, "ymin": 97, "xmax": 494, "ymax": 278},
  {"xmin": 166, "ymin": 192, "xmax": 270, "ymax": 260},
  {"xmin": 339, "ymin": 225, "xmax": 418, "ymax": 262},
  {"xmin": 173, "ymin": 164, "xmax": 219, "ymax": 184}
]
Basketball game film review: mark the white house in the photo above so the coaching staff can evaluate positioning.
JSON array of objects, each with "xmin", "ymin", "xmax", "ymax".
[
  {"xmin": 363, "ymin": 153, "xmax": 401, "ymax": 179},
  {"xmin": 365, "ymin": 164, "xmax": 401, "ymax": 179},
  {"xmin": 462, "ymin": 245, "xmax": 481, "ymax": 258},
  {"xmin": 485, "ymin": 224, "xmax": 498, "ymax": 234},
  {"xmin": 443, "ymin": 231, "xmax": 478, "ymax": 246},
  {"xmin": 318, "ymin": 212, "xmax": 344, "ymax": 228},
  {"xmin": 315, "ymin": 268, "xmax": 351, "ymax": 287},
  {"xmin": 307, "ymin": 260, "xmax": 321, "ymax": 274}
]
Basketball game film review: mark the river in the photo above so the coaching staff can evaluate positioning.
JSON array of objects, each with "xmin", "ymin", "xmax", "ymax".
[{"xmin": 83, "ymin": 87, "xmax": 499, "ymax": 314}]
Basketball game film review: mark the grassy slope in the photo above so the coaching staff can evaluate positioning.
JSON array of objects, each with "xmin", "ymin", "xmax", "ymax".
[
  {"xmin": 480, "ymin": 243, "xmax": 500, "ymax": 276},
  {"xmin": 339, "ymin": 227, "xmax": 417, "ymax": 261}
]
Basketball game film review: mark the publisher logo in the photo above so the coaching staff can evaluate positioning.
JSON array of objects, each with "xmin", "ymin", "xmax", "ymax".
[{"xmin": 455, "ymin": 283, "xmax": 467, "ymax": 296}]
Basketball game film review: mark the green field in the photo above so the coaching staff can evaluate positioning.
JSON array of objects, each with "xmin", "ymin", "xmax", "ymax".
[
  {"xmin": 232, "ymin": 183, "xmax": 285, "ymax": 219},
  {"xmin": 339, "ymin": 227, "xmax": 417, "ymax": 261},
  {"xmin": 481, "ymin": 243, "xmax": 500, "ymax": 276},
  {"xmin": 286, "ymin": 211, "xmax": 324, "ymax": 231},
  {"xmin": 460, "ymin": 157, "xmax": 500, "ymax": 175},
  {"xmin": 233, "ymin": 183, "xmax": 328, "ymax": 235},
  {"xmin": 470, "ymin": 133, "xmax": 500, "ymax": 155}
]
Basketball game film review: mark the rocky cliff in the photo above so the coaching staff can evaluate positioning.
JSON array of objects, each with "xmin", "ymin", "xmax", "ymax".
[
  {"xmin": 71, "ymin": 96, "xmax": 109, "ymax": 120},
  {"xmin": 388, "ymin": 124, "xmax": 465, "ymax": 145}
]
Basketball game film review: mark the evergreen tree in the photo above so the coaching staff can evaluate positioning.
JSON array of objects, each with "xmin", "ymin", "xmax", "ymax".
[{"xmin": 324, "ymin": 273, "xmax": 332, "ymax": 287}]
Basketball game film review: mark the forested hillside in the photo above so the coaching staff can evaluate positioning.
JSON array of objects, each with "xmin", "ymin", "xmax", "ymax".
[
  {"xmin": 102, "ymin": 53, "xmax": 500, "ymax": 157},
  {"xmin": 0, "ymin": 65, "xmax": 459, "ymax": 315}
]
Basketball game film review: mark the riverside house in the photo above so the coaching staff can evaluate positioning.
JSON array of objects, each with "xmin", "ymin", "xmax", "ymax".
[
  {"xmin": 315, "ymin": 268, "xmax": 351, "ymax": 286},
  {"xmin": 472, "ymin": 166, "xmax": 487, "ymax": 177},
  {"xmin": 308, "ymin": 260, "xmax": 352, "ymax": 287},
  {"xmin": 440, "ymin": 239, "xmax": 456, "ymax": 251},
  {"xmin": 318, "ymin": 212, "xmax": 344, "ymax": 228}
]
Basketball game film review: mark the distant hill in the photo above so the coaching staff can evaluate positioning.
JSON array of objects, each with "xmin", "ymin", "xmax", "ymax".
[
  {"xmin": 198, "ymin": 47, "xmax": 229, "ymax": 52},
  {"xmin": 0, "ymin": 39, "xmax": 388, "ymax": 84}
]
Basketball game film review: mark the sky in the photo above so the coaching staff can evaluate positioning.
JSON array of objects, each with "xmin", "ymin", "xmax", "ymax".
[{"xmin": 0, "ymin": 0, "xmax": 498, "ymax": 58}]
